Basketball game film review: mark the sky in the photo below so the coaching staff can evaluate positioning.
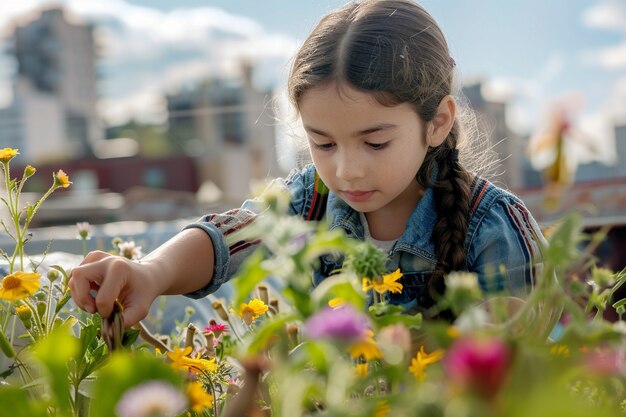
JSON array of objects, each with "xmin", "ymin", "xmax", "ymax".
[{"xmin": 0, "ymin": 0, "xmax": 625, "ymax": 164}]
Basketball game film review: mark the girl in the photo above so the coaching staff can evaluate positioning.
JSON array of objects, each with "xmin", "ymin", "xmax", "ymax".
[{"xmin": 69, "ymin": 0, "xmax": 544, "ymax": 327}]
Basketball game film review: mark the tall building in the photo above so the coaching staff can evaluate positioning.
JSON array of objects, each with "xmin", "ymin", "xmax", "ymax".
[
  {"xmin": 575, "ymin": 123, "xmax": 626, "ymax": 182},
  {"xmin": 462, "ymin": 82, "xmax": 522, "ymax": 189},
  {"xmin": 0, "ymin": 7, "xmax": 102, "ymax": 161},
  {"xmin": 166, "ymin": 63, "xmax": 283, "ymax": 203}
]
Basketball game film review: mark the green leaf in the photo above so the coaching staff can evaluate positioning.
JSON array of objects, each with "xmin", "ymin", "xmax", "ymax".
[
  {"xmin": 612, "ymin": 298, "xmax": 626, "ymax": 310},
  {"xmin": 232, "ymin": 250, "xmax": 271, "ymax": 308},
  {"xmin": 0, "ymin": 386, "xmax": 48, "ymax": 417},
  {"xmin": 373, "ymin": 311, "xmax": 422, "ymax": 330},
  {"xmin": 54, "ymin": 291, "xmax": 72, "ymax": 315},
  {"xmin": 310, "ymin": 274, "xmax": 365, "ymax": 311},
  {"xmin": 32, "ymin": 324, "xmax": 80, "ymax": 414},
  {"xmin": 302, "ymin": 228, "xmax": 353, "ymax": 263},
  {"xmin": 245, "ymin": 313, "xmax": 296, "ymax": 354}
]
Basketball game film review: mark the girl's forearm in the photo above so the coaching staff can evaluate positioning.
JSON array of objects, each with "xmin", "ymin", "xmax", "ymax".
[{"xmin": 142, "ymin": 228, "xmax": 216, "ymax": 296}]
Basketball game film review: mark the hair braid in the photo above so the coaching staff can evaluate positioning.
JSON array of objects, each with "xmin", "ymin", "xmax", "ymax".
[{"xmin": 418, "ymin": 122, "xmax": 472, "ymax": 273}]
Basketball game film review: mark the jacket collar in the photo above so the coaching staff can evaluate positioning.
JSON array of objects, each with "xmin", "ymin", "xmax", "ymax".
[{"xmin": 326, "ymin": 175, "xmax": 438, "ymax": 263}]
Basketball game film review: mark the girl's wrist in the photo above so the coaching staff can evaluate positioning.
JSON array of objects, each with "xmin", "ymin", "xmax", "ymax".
[{"xmin": 135, "ymin": 257, "xmax": 174, "ymax": 298}]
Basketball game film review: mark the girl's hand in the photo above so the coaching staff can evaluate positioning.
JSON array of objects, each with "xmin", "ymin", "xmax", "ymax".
[{"xmin": 69, "ymin": 250, "xmax": 163, "ymax": 328}]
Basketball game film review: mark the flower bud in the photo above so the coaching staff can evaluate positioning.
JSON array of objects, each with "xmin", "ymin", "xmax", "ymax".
[
  {"xmin": 24, "ymin": 165, "xmax": 36, "ymax": 178},
  {"xmin": 257, "ymin": 285, "xmax": 269, "ymax": 305},
  {"xmin": 47, "ymin": 269, "xmax": 60, "ymax": 283},
  {"xmin": 36, "ymin": 301, "xmax": 47, "ymax": 317},
  {"xmin": 212, "ymin": 300, "xmax": 230, "ymax": 321},
  {"xmin": 15, "ymin": 304, "xmax": 32, "ymax": 321},
  {"xmin": 270, "ymin": 298, "xmax": 279, "ymax": 314}
]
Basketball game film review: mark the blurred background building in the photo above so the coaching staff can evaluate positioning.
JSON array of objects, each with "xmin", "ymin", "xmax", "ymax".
[{"xmin": 0, "ymin": 7, "xmax": 102, "ymax": 161}]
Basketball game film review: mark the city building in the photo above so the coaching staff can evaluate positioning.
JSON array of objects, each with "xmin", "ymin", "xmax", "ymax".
[
  {"xmin": 575, "ymin": 122, "xmax": 626, "ymax": 182},
  {"xmin": 0, "ymin": 7, "xmax": 103, "ymax": 161},
  {"xmin": 166, "ymin": 63, "xmax": 284, "ymax": 203}
]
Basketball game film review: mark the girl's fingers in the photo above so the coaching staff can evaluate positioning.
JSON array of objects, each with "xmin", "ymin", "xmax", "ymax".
[
  {"xmin": 79, "ymin": 250, "xmax": 113, "ymax": 266},
  {"xmin": 68, "ymin": 265, "xmax": 99, "ymax": 314}
]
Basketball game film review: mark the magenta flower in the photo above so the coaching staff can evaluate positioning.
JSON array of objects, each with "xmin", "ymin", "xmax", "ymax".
[
  {"xmin": 443, "ymin": 336, "xmax": 511, "ymax": 400},
  {"xmin": 204, "ymin": 319, "xmax": 228, "ymax": 337},
  {"xmin": 305, "ymin": 304, "xmax": 370, "ymax": 342}
]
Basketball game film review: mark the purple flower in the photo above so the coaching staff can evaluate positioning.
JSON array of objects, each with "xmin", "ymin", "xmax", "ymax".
[{"xmin": 305, "ymin": 305, "xmax": 370, "ymax": 342}]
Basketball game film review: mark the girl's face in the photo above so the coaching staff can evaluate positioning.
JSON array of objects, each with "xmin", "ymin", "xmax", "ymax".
[{"xmin": 299, "ymin": 83, "xmax": 430, "ymax": 217}]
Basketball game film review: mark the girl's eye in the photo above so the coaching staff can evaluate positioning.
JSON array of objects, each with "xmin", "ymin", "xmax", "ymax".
[
  {"xmin": 367, "ymin": 142, "xmax": 389, "ymax": 150},
  {"xmin": 312, "ymin": 142, "xmax": 335, "ymax": 150}
]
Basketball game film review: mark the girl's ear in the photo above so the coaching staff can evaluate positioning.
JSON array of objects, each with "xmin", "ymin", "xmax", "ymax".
[{"xmin": 426, "ymin": 95, "xmax": 456, "ymax": 147}]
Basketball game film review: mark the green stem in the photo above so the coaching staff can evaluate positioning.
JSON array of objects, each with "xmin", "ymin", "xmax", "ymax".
[
  {"xmin": 3, "ymin": 162, "xmax": 20, "ymax": 273},
  {"xmin": 21, "ymin": 298, "xmax": 45, "ymax": 340},
  {"xmin": 0, "ymin": 328, "xmax": 15, "ymax": 358},
  {"xmin": 45, "ymin": 275, "xmax": 55, "ymax": 335}
]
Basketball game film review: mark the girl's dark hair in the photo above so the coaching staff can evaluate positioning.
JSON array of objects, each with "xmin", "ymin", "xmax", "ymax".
[{"xmin": 288, "ymin": 0, "xmax": 473, "ymax": 276}]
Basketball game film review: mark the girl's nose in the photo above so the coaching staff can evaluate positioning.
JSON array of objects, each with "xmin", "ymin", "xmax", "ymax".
[{"xmin": 335, "ymin": 151, "xmax": 365, "ymax": 181}]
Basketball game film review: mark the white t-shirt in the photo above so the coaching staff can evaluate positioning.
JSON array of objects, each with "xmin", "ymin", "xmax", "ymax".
[{"xmin": 359, "ymin": 212, "xmax": 396, "ymax": 253}]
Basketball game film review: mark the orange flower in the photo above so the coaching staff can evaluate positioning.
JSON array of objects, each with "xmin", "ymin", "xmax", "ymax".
[{"xmin": 0, "ymin": 271, "xmax": 41, "ymax": 301}]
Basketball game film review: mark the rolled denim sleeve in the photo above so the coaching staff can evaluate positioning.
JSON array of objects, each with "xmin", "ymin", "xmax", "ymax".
[
  {"xmin": 183, "ymin": 165, "xmax": 315, "ymax": 298},
  {"xmin": 466, "ymin": 191, "xmax": 545, "ymax": 296}
]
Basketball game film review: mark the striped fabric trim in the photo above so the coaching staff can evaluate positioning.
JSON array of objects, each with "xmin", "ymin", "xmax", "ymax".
[
  {"xmin": 505, "ymin": 203, "xmax": 538, "ymax": 286},
  {"xmin": 230, "ymin": 239, "xmax": 262, "ymax": 256},
  {"xmin": 469, "ymin": 177, "xmax": 490, "ymax": 215},
  {"xmin": 306, "ymin": 170, "xmax": 330, "ymax": 221}
]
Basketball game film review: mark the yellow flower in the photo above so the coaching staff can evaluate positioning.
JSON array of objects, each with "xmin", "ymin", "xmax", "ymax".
[
  {"xmin": 0, "ymin": 148, "xmax": 18, "ymax": 163},
  {"xmin": 15, "ymin": 304, "xmax": 32, "ymax": 321},
  {"xmin": 409, "ymin": 345, "xmax": 445, "ymax": 381},
  {"xmin": 54, "ymin": 169, "xmax": 72, "ymax": 188},
  {"xmin": 355, "ymin": 362, "xmax": 368, "ymax": 377},
  {"xmin": 349, "ymin": 330, "xmax": 381, "ymax": 361},
  {"xmin": 447, "ymin": 326, "xmax": 460, "ymax": 339},
  {"xmin": 550, "ymin": 343, "xmax": 570, "ymax": 358},
  {"xmin": 186, "ymin": 381, "xmax": 213, "ymax": 412},
  {"xmin": 328, "ymin": 297, "xmax": 345, "ymax": 308},
  {"xmin": 374, "ymin": 400, "xmax": 391, "ymax": 417},
  {"xmin": 167, "ymin": 346, "xmax": 217, "ymax": 375},
  {"xmin": 362, "ymin": 269, "xmax": 403, "ymax": 294},
  {"xmin": 238, "ymin": 298, "xmax": 269, "ymax": 325},
  {"xmin": 0, "ymin": 272, "xmax": 41, "ymax": 301}
]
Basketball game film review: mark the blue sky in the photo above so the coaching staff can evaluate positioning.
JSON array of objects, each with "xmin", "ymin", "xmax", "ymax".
[{"xmin": 0, "ymin": 0, "xmax": 625, "ymax": 162}]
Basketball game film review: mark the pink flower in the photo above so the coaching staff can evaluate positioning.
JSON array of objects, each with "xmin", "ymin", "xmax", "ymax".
[
  {"xmin": 443, "ymin": 336, "xmax": 511, "ymax": 400},
  {"xmin": 584, "ymin": 348, "xmax": 624, "ymax": 376},
  {"xmin": 204, "ymin": 320, "xmax": 228, "ymax": 338}
]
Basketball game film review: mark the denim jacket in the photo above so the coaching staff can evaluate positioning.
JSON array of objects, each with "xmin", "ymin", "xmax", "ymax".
[{"xmin": 184, "ymin": 164, "xmax": 545, "ymax": 311}]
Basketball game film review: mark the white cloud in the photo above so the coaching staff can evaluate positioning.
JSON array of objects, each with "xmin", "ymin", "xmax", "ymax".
[
  {"xmin": 582, "ymin": 41, "xmax": 626, "ymax": 69},
  {"xmin": 0, "ymin": 0, "xmax": 299, "ymax": 124},
  {"xmin": 582, "ymin": 0, "xmax": 626, "ymax": 32}
]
